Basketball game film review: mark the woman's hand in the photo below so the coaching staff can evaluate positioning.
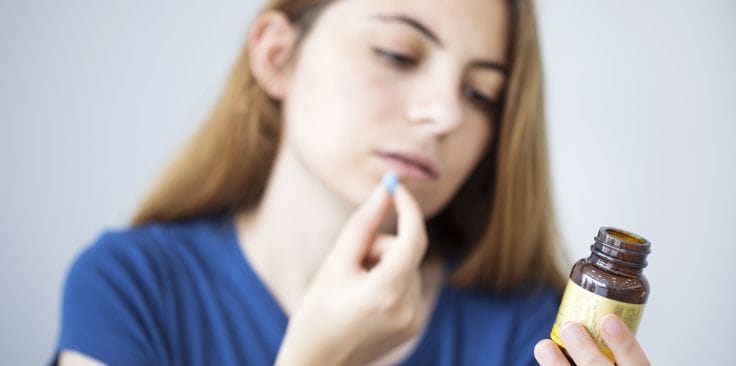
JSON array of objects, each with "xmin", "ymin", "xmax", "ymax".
[
  {"xmin": 275, "ymin": 176, "xmax": 429, "ymax": 366},
  {"xmin": 534, "ymin": 314, "xmax": 651, "ymax": 366}
]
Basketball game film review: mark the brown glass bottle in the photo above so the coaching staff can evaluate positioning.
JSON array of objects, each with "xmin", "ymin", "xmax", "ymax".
[{"xmin": 550, "ymin": 227, "xmax": 651, "ymax": 364}]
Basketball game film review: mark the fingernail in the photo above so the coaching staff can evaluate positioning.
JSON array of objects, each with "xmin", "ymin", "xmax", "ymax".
[
  {"xmin": 560, "ymin": 322, "xmax": 584, "ymax": 344},
  {"xmin": 382, "ymin": 171, "xmax": 399, "ymax": 194},
  {"xmin": 602, "ymin": 314, "xmax": 624, "ymax": 336},
  {"xmin": 536, "ymin": 340, "xmax": 558, "ymax": 362}
]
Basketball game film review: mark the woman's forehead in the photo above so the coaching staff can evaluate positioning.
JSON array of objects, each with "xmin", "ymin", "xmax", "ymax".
[{"xmin": 319, "ymin": 0, "xmax": 509, "ymax": 61}]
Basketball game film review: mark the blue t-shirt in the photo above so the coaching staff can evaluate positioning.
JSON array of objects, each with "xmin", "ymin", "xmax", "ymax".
[{"xmin": 53, "ymin": 213, "xmax": 560, "ymax": 365}]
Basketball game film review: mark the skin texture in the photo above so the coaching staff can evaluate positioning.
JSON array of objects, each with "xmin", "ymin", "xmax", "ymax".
[
  {"xmin": 59, "ymin": 0, "xmax": 652, "ymax": 365},
  {"xmin": 279, "ymin": 0, "xmax": 506, "ymax": 220},
  {"xmin": 244, "ymin": 0, "xmax": 508, "ymax": 364}
]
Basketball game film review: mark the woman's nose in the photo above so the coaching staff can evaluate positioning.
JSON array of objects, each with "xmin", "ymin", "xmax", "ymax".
[{"xmin": 405, "ymin": 77, "xmax": 464, "ymax": 136}]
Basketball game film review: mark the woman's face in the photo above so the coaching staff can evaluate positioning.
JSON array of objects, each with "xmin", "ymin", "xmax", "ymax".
[{"xmin": 283, "ymin": 0, "xmax": 509, "ymax": 217}]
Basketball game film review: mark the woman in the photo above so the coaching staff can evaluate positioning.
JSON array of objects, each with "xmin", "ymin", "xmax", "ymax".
[{"xmin": 55, "ymin": 0, "xmax": 652, "ymax": 365}]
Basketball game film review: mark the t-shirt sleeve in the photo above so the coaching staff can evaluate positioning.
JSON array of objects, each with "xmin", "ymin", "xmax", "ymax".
[
  {"xmin": 53, "ymin": 232, "xmax": 163, "ymax": 365},
  {"xmin": 509, "ymin": 286, "xmax": 561, "ymax": 366}
]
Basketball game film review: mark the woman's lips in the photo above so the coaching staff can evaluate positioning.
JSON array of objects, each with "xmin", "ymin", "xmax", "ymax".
[{"xmin": 376, "ymin": 152, "xmax": 439, "ymax": 181}]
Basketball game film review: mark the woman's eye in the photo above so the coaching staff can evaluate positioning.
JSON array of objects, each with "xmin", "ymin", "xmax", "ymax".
[
  {"xmin": 463, "ymin": 86, "xmax": 499, "ymax": 113},
  {"xmin": 372, "ymin": 47, "xmax": 418, "ymax": 69}
]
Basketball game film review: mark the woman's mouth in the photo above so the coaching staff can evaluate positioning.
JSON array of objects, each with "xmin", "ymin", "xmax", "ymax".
[{"xmin": 376, "ymin": 151, "xmax": 439, "ymax": 181}]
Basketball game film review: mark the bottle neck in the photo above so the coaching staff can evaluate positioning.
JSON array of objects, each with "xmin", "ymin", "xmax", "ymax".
[
  {"xmin": 588, "ymin": 251, "xmax": 642, "ymax": 277},
  {"xmin": 589, "ymin": 227, "xmax": 651, "ymax": 278}
]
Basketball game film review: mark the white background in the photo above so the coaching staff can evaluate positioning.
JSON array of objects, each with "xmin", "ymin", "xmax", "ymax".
[{"xmin": 1, "ymin": 0, "xmax": 733, "ymax": 364}]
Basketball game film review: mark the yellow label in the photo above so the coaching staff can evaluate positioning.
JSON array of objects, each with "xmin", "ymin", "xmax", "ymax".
[{"xmin": 550, "ymin": 279, "xmax": 645, "ymax": 363}]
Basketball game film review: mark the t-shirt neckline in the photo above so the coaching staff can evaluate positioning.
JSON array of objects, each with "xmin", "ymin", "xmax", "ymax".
[{"xmin": 220, "ymin": 211, "xmax": 449, "ymax": 364}]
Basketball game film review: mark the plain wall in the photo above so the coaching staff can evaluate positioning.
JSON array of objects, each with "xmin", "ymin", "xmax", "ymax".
[{"xmin": 1, "ymin": 0, "xmax": 733, "ymax": 364}]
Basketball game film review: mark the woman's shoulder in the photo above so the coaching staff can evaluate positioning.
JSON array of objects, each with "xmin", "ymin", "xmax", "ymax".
[
  {"xmin": 55, "ymin": 214, "xmax": 238, "ymax": 364},
  {"xmin": 440, "ymin": 283, "xmax": 561, "ymax": 345},
  {"xmin": 427, "ymin": 283, "xmax": 560, "ymax": 363},
  {"xmin": 446, "ymin": 282, "xmax": 561, "ymax": 316},
  {"xmin": 79, "ymin": 213, "xmax": 230, "ymax": 262},
  {"xmin": 65, "ymin": 214, "xmax": 233, "ymax": 294}
]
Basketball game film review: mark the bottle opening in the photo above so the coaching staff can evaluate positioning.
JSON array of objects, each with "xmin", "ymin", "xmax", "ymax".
[
  {"xmin": 592, "ymin": 227, "xmax": 651, "ymax": 270},
  {"xmin": 606, "ymin": 228, "xmax": 647, "ymax": 245}
]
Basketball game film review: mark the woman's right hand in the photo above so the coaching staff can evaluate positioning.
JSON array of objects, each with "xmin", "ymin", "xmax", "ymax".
[{"xmin": 275, "ymin": 175, "xmax": 429, "ymax": 366}]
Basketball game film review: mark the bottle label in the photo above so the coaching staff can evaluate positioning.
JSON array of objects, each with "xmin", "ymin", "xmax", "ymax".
[{"xmin": 550, "ymin": 279, "xmax": 645, "ymax": 362}]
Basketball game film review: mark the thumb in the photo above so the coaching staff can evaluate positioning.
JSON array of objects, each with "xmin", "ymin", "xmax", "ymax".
[
  {"xmin": 372, "ymin": 182, "xmax": 428, "ymax": 284},
  {"xmin": 329, "ymin": 172, "xmax": 396, "ymax": 269}
]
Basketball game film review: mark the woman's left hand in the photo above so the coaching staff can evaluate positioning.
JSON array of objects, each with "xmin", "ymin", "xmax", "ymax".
[{"xmin": 533, "ymin": 314, "xmax": 651, "ymax": 365}]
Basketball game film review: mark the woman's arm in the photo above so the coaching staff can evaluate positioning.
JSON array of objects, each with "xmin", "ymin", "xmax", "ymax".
[{"xmin": 58, "ymin": 350, "xmax": 104, "ymax": 366}]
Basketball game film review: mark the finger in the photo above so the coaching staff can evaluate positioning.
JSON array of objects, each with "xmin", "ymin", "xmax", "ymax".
[
  {"xmin": 361, "ymin": 234, "xmax": 393, "ymax": 270},
  {"xmin": 373, "ymin": 183, "xmax": 427, "ymax": 282},
  {"xmin": 534, "ymin": 339, "xmax": 571, "ymax": 366},
  {"xmin": 559, "ymin": 322, "xmax": 612, "ymax": 366},
  {"xmin": 330, "ymin": 179, "xmax": 392, "ymax": 268},
  {"xmin": 600, "ymin": 314, "xmax": 651, "ymax": 366}
]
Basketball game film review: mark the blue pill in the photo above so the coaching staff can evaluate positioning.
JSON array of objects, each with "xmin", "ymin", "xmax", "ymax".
[{"xmin": 382, "ymin": 171, "xmax": 399, "ymax": 194}]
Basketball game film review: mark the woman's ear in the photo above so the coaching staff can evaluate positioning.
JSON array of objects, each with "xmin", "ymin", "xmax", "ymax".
[{"xmin": 248, "ymin": 11, "xmax": 298, "ymax": 100}]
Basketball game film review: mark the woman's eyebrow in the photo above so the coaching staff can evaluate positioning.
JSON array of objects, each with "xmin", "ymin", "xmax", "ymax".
[
  {"xmin": 370, "ymin": 14, "xmax": 508, "ymax": 75},
  {"xmin": 470, "ymin": 60, "xmax": 509, "ymax": 75},
  {"xmin": 370, "ymin": 14, "xmax": 443, "ymax": 47}
]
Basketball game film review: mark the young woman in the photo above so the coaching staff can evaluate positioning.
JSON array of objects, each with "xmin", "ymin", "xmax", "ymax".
[{"xmin": 55, "ymin": 0, "xmax": 652, "ymax": 365}]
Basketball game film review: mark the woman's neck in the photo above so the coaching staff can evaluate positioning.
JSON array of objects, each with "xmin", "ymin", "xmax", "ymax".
[
  {"xmin": 234, "ymin": 143, "xmax": 355, "ymax": 314},
  {"xmin": 234, "ymin": 144, "xmax": 445, "ymax": 319}
]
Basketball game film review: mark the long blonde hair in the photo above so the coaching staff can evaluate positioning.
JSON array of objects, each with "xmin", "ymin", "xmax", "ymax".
[{"xmin": 132, "ymin": 0, "xmax": 567, "ymax": 291}]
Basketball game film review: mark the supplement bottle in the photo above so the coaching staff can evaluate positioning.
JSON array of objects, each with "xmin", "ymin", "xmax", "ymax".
[{"xmin": 550, "ymin": 227, "xmax": 651, "ymax": 363}]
